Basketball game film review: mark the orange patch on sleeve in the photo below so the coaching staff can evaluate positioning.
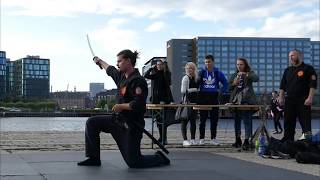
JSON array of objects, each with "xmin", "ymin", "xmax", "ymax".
[{"xmin": 297, "ymin": 71, "xmax": 304, "ymax": 77}]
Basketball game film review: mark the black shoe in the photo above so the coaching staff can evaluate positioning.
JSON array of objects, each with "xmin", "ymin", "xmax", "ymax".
[
  {"xmin": 232, "ymin": 137, "xmax": 242, "ymax": 148},
  {"xmin": 242, "ymin": 139, "xmax": 250, "ymax": 151},
  {"xmin": 155, "ymin": 151, "xmax": 170, "ymax": 166},
  {"xmin": 77, "ymin": 158, "xmax": 101, "ymax": 166},
  {"xmin": 158, "ymin": 138, "xmax": 168, "ymax": 145}
]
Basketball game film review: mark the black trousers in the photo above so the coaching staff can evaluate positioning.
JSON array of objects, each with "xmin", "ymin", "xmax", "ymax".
[
  {"xmin": 85, "ymin": 115, "xmax": 165, "ymax": 168},
  {"xmin": 198, "ymin": 92, "xmax": 219, "ymax": 139},
  {"xmin": 154, "ymin": 109, "xmax": 168, "ymax": 142},
  {"xmin": 272, "ymin": 111, "xmax": 283, "ymax": 132},
  {"xmin": 283, "ymin": 98, "xmax": 311, "ymax": 141},
  {"xmin": 181, "ymin": 109, "xmax": 197, "ymax": 140}
]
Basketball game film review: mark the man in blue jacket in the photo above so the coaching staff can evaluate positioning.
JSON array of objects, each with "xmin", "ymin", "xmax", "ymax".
[{"xmin": 198, "ymin": 55, "xmax": 228, "ymax": 145}]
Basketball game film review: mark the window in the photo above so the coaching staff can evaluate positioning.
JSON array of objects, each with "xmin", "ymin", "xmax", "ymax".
[
  {"xmin": 244, "ymin": 41, "xmax": 251, "ymax": 46},
  {"xmin": 251, "ymin": 59, "xmax": 258, "ymax": 63},
  {"xmin": 281, "ymin": 41, "xmax": 287, "ymax": 46},
  {"xmin": 259, "ymin": 76, "xmax": 265, "ymax": 81},
  {"xmin": 229, "ymin": 46, "xmax": 236, "ymax": 51},
  {"xmin": 214, "ymin": 47, "xmax": 221, "ymax": 51},
  {"xmin": 259, "ymin": 47, "xmax": 265, "ymax": 51},
  {"xmin": 214, "ymin": 52, "xmax": 221, "ymax": 57},
  {"xmin": 266, "ymin": 41, "xmax": 273, "ymax": 46},
  {"xmin": 198, "ymin": 40, "xmax": 205, "ymax": 45},
  {"xmin": 281, "ymin": 47, "xmax": 287, "ymax": 52},
  {"xmin": 289, "ymin": 41, "xmax": 295, "ymax": 46},
  {"xmin": 214, "ymin": 40, "xmax": 221, "ymax": 45},
  {"xmin": 222, "ymin": 40, "xmax": 228, "ymax": 45},
  {"xmin": 259, "ymin": 41, "xmax": 266, "ymax": 46},
  {"xmin": 267, "ymin": 65, "xmax": 273, "ymax": 69},
  {"xmin": 237, "ymin": 47, "xmax": 243, "ymax": 51},
  {"xmin": 252, "ymin": 47, "xmax": 258, "ymax": 52},
  {"xmin": 252, "ymin": 41, "xmax": 258, "ymax": 46},
  {"xmin": 236, "ymin": 41, "xmax": 243, "ymax": 46},
  {"xmin": 296, "ymin": 41, "xmax": 302, "ymax": 46},
  {"xmin": 222, "ymin": 46, "xmax": 228, "ymax": 51},
  {"xmin": 267, "ymin": 76, "xmax": 273, "ymax": 80},
  {"xmin": 244, "ymin": 47, "xmax": 251, "ymax": 51},
  {"xmin": 259, "ymin": 64, "xmax": 265, "ymax": 68}
]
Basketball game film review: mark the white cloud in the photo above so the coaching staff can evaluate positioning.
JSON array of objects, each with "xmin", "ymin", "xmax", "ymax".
[
  {"xmin": 4, "ymin": 0, "xmax": 317, "ymax": 22},
  {"xmin": 145, "ymin": 21, "xmax": 165, "ymax": 32},
  {"xmin": 222, "ymin": 11, "xmax": 320, "ymax": 41},
  {"xmin": 90, "ymin": 18, "xmax": 140, "ymax": 61}
]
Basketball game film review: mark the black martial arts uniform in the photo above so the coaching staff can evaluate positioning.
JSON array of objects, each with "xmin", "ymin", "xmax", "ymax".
[{"xmin": 80, "ymin": 66, "xmax": 170, "ymax": 168}]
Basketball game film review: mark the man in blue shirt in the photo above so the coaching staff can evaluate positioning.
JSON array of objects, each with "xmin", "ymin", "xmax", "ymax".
[{"xmin": 197, "ymin": 55, "xmax": 228, "ymax": 145}]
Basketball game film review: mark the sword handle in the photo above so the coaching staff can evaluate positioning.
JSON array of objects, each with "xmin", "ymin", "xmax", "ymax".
[{"xmin": 93, "ymin": 56, "xmax": 103, "ymax": 69}]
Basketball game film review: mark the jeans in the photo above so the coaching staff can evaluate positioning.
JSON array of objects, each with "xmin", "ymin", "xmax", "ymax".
[{"xmin": 234, "ymin": 110, "xmax": 253, "ymax": 139}]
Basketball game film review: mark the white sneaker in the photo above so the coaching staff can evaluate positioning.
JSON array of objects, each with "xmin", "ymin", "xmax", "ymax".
[
  {"xmin": 183, "ymin": 140, "xmax": 191, "ymax": 146},
  {"xmin": 190, "ymin": 139, "xmax": 197, "ymax": 145},
  {"xmin": 211, "ymin": 138, "xmax": 220, "ymax": 146},
  {"xmin": 198, "ymin": 139, "xmax": 205, "ymax": 145},
  {"xmin": 299, "ymin": 133, "xmax": 306, "ymax": 140}
]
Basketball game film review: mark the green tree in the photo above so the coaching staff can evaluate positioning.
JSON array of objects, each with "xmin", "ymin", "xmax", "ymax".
[{"xmin": 97, "ymin": 99, "xmax": 107, "ymax": 109}]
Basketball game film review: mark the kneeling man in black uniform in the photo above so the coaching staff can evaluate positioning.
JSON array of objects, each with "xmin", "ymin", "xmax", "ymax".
[{"xmin": 78, "ymin": 49, "xmax": 170, "ymax": 168}]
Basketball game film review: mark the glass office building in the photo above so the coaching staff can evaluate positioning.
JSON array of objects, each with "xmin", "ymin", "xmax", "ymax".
[
  {"xmin": 3, "ymin": 55, "xmax": 50, "ymax": 100},
  {"xmin": 0, "ymin": 51, "xmax": 6, "ymax": 100},
  {"xmin": 167, "ymin": 37, "xmax": 320, "ymax": 104},
  {"xmin": 89, "ymin": 83, "xmax": 105, "ymax": 98}
]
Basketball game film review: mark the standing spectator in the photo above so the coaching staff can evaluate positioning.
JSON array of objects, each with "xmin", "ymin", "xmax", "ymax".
[
  {"xmin": 229, "ymin": 58, "xmax": 259, "ymax": 150},
  {"xmin": 144, "ymin": 59, "xmax": 173, "ymax": 144},
  {"xmin": 278, "ymin": 49, "xmax": 318, "ymax": 141},
  {"xmin": 198, "ymin": 55, "xmax": 228, "ymax": 145},
  {"xmin": 180, "ymin": 62, "xmax": 198, "ymax": 146},
  {"xmin": 270, "ymin": 91, "xmax": 283, "ymax": 134}
]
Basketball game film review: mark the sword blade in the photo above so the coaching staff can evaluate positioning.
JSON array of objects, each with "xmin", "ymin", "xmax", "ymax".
[{"xmin": 86, "ymin": 34, "xmax": 95, "ymax": 57}]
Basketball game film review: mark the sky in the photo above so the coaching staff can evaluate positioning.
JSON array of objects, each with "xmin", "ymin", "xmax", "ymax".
[{"xmin": 1, "ymin": 0, "xmax": 319, "ymax": 92}]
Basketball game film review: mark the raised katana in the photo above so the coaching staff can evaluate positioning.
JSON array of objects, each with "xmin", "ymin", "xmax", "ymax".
[{"xmin": 86, "ymin": 34, "xmax": 102, "ymax": 69}]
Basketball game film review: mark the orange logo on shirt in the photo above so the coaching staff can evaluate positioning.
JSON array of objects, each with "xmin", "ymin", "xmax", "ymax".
[
  {"xmin": 120, "ymin": 86, "xmax": 127, "ymax": 96},
  {"xmin": 297, "ymin": 71, "xmax": 304, "ymax": 77}
]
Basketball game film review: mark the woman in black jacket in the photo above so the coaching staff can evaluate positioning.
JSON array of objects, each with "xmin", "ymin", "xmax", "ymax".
[{"xmin": 144, "ymin": 59, "xmax": 173, "ymax": 144}]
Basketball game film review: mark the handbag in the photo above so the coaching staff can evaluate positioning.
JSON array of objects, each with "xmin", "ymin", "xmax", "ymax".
[{"xmin": 175, "ymin": 94, "xmax": 189, "ymax": 122}]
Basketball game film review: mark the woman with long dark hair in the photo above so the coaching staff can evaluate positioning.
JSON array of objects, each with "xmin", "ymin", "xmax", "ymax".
[{"xmin": 229, "ymin": 58, "xmax": 259, "ymax": 150}]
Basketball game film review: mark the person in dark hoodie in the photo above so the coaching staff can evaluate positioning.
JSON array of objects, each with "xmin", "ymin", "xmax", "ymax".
[{"xmin": 144, "ymin": 59, "xmax": 173, "ymax": 144}]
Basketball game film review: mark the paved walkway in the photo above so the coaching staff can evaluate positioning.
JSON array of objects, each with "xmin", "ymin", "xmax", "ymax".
[
  {"xmin": 0, "ymin": 130, "xmax": 287, "ymax": 151},
  {"xmin": 1, "ymin": 150, "xmax": 319, "ymax": 180},
  {"xmin": 1, "ymin": 130, "xmax": 320, "ymax": 179}
]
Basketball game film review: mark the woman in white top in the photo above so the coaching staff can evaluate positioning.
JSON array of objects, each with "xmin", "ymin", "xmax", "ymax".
[{"xmin": 180, "ymin": 62, "xmax": 199, "ymax": 146}]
